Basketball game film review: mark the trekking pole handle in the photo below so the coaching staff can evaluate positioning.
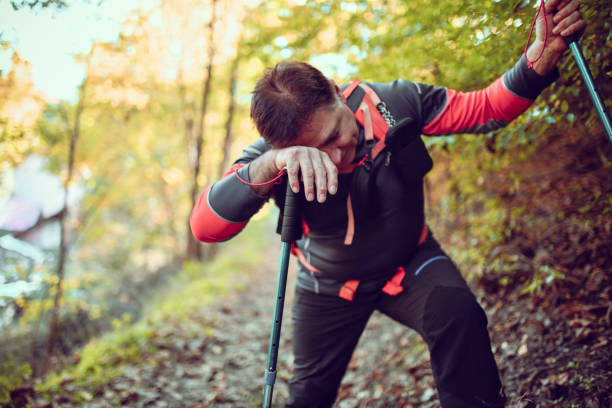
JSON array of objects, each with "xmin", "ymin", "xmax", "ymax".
[
  {"xmin": 281, "ymin": 173, "xmax": 302, "ymax": 243},
  {"xmin": 562, "ymin": 32, "xmax": 580, "ymax": 45}
]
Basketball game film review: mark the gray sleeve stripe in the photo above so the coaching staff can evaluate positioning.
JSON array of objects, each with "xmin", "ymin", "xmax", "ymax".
[
  {"xmin": 424, "ymin": 90, "xmax": 450, "ymax": 129},
  {"xmin": 501, "ymin": 74, "xmax": 528, "ymax": 101},
  {"xmin": 243, "ymin": 146, "xmax": 263, "ymax": 156},
  {"xmin": 206, "ymin": 183, "xmax": 244, "ymax": 224}
]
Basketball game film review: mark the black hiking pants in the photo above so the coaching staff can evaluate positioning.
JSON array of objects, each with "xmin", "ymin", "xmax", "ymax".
[{"xmin": 285, "ymin": 233, "xmax": 506, "ymax": 408}]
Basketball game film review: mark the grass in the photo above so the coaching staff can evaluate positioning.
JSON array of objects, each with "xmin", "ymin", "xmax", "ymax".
[{"xmin": 34, "ymin": 213, "xmax": 274, "ymax": 403}]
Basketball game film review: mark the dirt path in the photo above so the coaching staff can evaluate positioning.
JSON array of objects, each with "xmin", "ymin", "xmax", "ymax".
[
  {"xmin": 52, "ymin": 242, "xmax": 438, "ymax": 408},
  {"xmin": 36, "ymin": 230, "xmax": 610, "ymax": 407}
]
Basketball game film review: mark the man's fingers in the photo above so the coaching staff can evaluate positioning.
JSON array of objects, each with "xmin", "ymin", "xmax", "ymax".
[
  {"xmin": 285, "ymin": 150, "xmax": 301, "ymax": 194},
  {"xmin": 298, "ymin": 152, "xmax": 315, "ymax": 202},
  {"xmin": 552, "ymin": 10, "xmax": 582, "ymax": 34},
  {"xmin": 552, "ymin": 0, "xmax": 580, "ymax": 22},
  {"xmin": 321, "ymin": 153, "xmax": 338, "ymax": 196},
  {"xmin": 560, "ymin": 19, "xmax": 586, "ymax": 37},
  {"xmin": 282, "ymin": 146, "xmax": 339, "ymax": 203},
  {"xmin": 544, "ymin": 0, "xmax": 564, "ymax": 15},
  {"xmin": 310, "ymin": 152, "xmax": 328, "ymax": 203}
]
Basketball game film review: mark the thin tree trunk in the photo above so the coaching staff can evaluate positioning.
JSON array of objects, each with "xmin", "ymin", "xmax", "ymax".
[
  {"xmin": 217, "ymin": 55, "xmax": 239, "ymax": 179},
  {"xmin": 186, "ymin": 0, "xmax": 218, "ymax": 260},
  {"xmin": 43, "ymin": 71, "xmax": 87, "ymax": 372}
]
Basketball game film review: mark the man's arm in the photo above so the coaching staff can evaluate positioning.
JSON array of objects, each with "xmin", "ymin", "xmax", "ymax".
[
  {"xmin": 190, "ymin": 139, "xmax": 270, "ymax": 243},
  {"xmin": 419, "ymin": 0, "xmax": 585, "ymax": 136},
  {"xmin": 190, "ymin": 138, "xmax": 338, "ymax": 242}
]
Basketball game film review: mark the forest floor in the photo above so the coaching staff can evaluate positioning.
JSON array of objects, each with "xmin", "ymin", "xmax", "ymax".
[
  {"xmin": 25, "ymin": 233, "xmax": 610, "ymax": 407},
  {"xmin": 15, "ymin": 129, "xmax": 612, "ymax": 408}
]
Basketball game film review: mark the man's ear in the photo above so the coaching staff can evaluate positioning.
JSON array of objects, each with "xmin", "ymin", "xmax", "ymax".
[{"xmin": 330, "ymin": 79, "xmax": 347, "ymax": 104}]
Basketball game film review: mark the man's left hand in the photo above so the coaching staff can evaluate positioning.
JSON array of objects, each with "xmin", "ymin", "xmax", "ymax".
[
  {"xmin": 528, "ymin": 0, "xmax": 586, "ymax": 74},
  {"xmin": 545, "ymin": 0, "xmax": 586, "ymax": 50}
]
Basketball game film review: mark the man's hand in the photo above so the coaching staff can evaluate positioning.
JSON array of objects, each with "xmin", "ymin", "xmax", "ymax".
[
  {"xmin": 247, "ymin": 146, "xmax": 338, "ymax": 203},
  {"xmin": 549, "ymin": 0, "xmax": 585, "ymax": 45},
  {"xmin": 527, "ymin": 0, "xmax": 586, "ymax": 75},
  {"xmin": 274, "ymin": 146, "xmax": 338, "ymax": 203}
]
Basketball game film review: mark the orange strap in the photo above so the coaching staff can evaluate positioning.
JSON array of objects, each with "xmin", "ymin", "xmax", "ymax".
[
  {"xmin": 344, "ymin": 194, "xmax": 355, "ymax": 245},
  {"xmin": 382, "ymin": 266, "xmax": 406, "ymax": 296},
  {"xmin": 338, "ymin": 225, "xmax": 428, "ymax": 301},
  {"xmin": 343, "ymin": 79, "xmax": 361, "ymax": 100},
  {"xmin": 418, "ymin": 224, "xmax": 428, "ymax": 246},
  {"xmin": 291, "ymin": 244, "xmax": 322, "ymax": 274},
  {"xmin": 339, "ymin": 279, "xmax": 360, "ymax": 301},
  {"xmin": 349, "ymin": 82, "xmax": 389, "ymax": 160}
]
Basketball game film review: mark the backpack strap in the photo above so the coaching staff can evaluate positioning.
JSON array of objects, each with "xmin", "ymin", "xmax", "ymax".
[
  {"xmin": 339, "ymin": 279, "xmax": 360, "ymax": 301},
  {"xmin": 343, "ymin": 80, "xmax": 390, "ymax": 159}
]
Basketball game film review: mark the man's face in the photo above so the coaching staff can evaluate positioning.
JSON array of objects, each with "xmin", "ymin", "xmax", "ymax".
[{"xmin": 293, "ymin": 95, "xmax": 359, "ymax": 173}]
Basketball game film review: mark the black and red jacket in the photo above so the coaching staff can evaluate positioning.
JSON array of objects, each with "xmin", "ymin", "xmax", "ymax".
[{"xmin": 191, "ymin": 56, "xmax": 558, "ymax": 284}]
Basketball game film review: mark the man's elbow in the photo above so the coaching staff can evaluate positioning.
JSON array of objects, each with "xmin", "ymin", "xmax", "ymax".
[
  {"xmin": 189, "ymin": 196, "xmax": 248, "ymax": 243},
  {"xmin": 190, "ymin": 223, "xmax": 221, "ymax": 243},
  {"xmin": 189, "ymin": 219, "xmax": 246, "ymax": 243}
]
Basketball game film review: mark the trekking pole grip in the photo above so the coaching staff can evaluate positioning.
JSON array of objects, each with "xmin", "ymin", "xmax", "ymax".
[{"xmin": 281, "ymin": 177, "xmax": 302, "ymax": 243}]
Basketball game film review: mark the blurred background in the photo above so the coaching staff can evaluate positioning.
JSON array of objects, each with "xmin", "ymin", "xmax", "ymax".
[{"xmin": 0, "ymin": 0, "xmax": 610, "ymax": 404}]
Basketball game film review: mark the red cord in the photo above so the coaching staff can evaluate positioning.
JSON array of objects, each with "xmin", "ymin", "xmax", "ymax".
[
  {"xmin": 235, "ymin": 167, "xmax": 287, "ymax": 186},
  {"xmin": 524, "ymin": 0, "xmax": 548, "ymax": 69},
  {"xmin": 355, "ymin": 154, "xmax": 368, "ymax": 167}
]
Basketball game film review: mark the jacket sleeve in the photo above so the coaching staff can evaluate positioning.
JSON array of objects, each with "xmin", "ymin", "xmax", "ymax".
[
  {"xmin": 420, "ymin": 55, "xmax": 559, "ymax": 135},
  {"xmin": 190, "ymin": 138, "xmax": 270, "ymax": 243}
]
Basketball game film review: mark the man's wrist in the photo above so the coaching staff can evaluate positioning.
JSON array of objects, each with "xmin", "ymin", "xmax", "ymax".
[
  {"xmin": 247, "ymin": 150, "xmax": 282, "ymax": 196},
  {"xmin": 527, "ymin": 41, "xmax": 563, "ymax": 76}
]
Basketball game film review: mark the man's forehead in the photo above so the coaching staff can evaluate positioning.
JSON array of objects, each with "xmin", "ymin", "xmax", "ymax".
[{"xmin": 306, "ymin": 104, "xmax": 341, "ymax": 132}]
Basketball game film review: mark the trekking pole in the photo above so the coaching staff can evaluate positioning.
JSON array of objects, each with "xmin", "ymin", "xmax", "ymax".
[
  {"xmin": 262, "ymin": 175, "xmax": 302, "ymax": 408},
  {"xmin": 564, "ymin": 33, "xmax": 612, "ymax": 145}
]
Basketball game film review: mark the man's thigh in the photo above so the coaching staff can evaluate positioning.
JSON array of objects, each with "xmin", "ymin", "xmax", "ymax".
[{"xmin": 377, "ymin": 237, "xmax": 471, "ymax": 336}]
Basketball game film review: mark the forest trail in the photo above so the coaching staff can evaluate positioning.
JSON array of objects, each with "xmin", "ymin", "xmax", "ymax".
[
  {"xmin": 39, "ymin": 240, "xmax": 441, "ymax": 408},
  {"xmin": 36, "ymin": 225, "xmax": 610, "ymax": 408},
  {"xmin": 28, "ymin": 157, "xmax": 612, "ymax": 408}
]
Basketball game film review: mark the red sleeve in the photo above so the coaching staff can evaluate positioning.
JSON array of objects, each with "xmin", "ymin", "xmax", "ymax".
[
  {"xmin": 422, "ymin": 76, "xmax": 533, "ymax": 135},
  {"xmin": 190, "ymin": 185, "xmax": 248, "ymax": 243}
]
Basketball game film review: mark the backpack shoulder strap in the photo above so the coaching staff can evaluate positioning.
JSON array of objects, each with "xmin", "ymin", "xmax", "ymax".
[{"xmin": 343, "ymin": 79, "xmax": 390, "ymax": 159}]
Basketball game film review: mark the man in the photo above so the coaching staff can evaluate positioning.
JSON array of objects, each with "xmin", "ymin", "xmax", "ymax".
[{"xmin": 190, "ymin": 1, "xmax": 585, "ymax": 406}]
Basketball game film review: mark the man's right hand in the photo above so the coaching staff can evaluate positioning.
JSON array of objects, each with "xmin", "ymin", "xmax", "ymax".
[
  {"xmin": 247, "ymin": 146, "xmax": 338, "ymax": 203},
  {"xmin": 274, "ymin": 146, "xmax": 338, "ymax": 203}
]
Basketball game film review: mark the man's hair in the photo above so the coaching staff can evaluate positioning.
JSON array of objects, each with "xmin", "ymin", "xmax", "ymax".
[{"xmin": 250, "ymin": 61, "xmax": 335, "ymax": 147}]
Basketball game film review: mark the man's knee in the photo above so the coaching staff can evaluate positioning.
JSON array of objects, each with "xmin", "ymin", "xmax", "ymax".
[
  {"xmin": 423, "ymin": 286, "xmax": 505, "ymax": 407},
  {"xmin": 423, "ymin": 285, "xmax": 487, "ymax": 341}
]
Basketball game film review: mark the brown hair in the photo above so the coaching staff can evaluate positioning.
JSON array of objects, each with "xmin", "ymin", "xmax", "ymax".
[{"xmin": 250, "ymin": 61, "xmax": 335, "ymax": 147}]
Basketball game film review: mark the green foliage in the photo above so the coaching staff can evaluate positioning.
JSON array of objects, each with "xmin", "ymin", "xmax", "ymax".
[
  {"xmin": 10, "ymin": 0, "xmax": 66, "ymax": 11},
  {"xmin": 37, "ymin": 322, "xmax": 154, "ymax": 401},
  {"xmin": 0, "ymin": 361, "xmax": 32, "ymax": 404},
  {"xmin": 150, "ymin": 214, "xmax": 270, "ymax": 322},
  {"xmin": 36, "ymin": 214, "xmax": 272, "ymax": 401},
  {"xmin": 522, "ymin": 265, "xmax": 566, "ymax": 294},
  {"xmin": 2, "ymin": 0, "xmax": 609, "ymax": 403}
]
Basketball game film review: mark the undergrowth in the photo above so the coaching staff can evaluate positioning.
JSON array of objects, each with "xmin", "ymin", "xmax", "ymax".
[{"xmin": 27, "ymin": 212, "xmax": 273, "ymax": 405}]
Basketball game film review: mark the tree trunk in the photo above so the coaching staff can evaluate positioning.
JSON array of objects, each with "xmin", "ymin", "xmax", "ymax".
[
  {"xmin": 44, "ymin": 70, "xmax": 87, "ymax": 372},
  {"xmin": 217, "ymin": 55, "xmax": 240, "ymax": 179},
  {"xmin": 186, "ymin": 0, "xmax": 218, "ymax": 260}
]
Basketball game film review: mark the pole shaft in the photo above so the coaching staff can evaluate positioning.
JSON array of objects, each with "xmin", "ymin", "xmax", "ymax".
[
  {"xmin": 262, "ymin": 242, "xmax": 291, "ymax": 407},
  {"xmin": 568, "ymin": 41, "xmax": 612, "ymax": 144},
  {"xmin": 262, "ymin": 177, "xmax": 301, "ymax": 408}
]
